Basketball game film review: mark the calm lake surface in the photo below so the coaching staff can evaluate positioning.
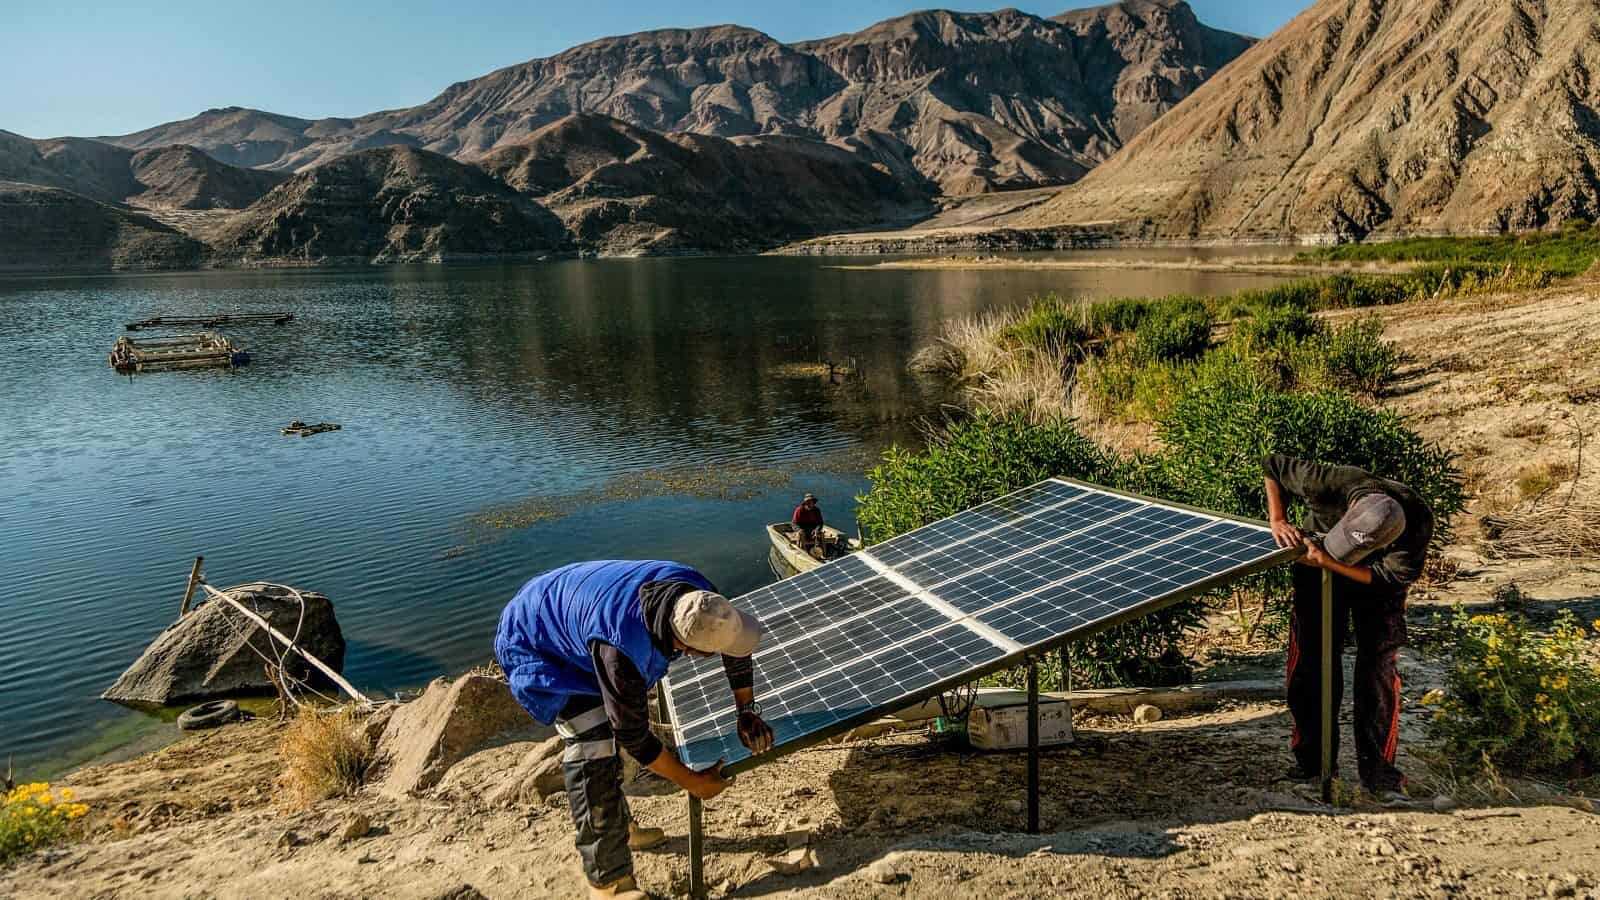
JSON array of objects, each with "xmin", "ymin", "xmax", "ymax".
[{"xmin": 0, "ymin": 251, "xmax": 1293, "ymax": 773}]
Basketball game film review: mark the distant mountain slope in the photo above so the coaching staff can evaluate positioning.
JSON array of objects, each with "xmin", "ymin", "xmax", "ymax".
[
  {"xmin": 204, "ymin": 146, "xmax": 568, "ymax": 264},
  {"xmin": 0, "ymin": 181, "xmax": 205, "ymax": 272},
  {"xmin": 478, "ymin": 113, "xmax": 931, "ymax": 253},
  {"xmin": 127, "ymin": 146, "xmax": 289, "ymax": 209},
  {"xmin": 0, "ymin": 130, "xmax": 286, "ymax": 210},
  {"xmin": 101, "ymin": 2, "xmax": 1252, "ymax": 195},
  {"xmin": 1016, "ymin": 0, "xmax": 1600, "ymax": 239}
]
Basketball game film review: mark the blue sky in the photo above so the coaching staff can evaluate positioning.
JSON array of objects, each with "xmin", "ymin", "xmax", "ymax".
[{"xmin": 2, "ymin": 0, "xmax": 1311, "ymax": 139}]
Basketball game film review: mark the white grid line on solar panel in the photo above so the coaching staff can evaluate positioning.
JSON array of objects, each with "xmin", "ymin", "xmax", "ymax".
[
  {"xmin": 863, "ymin": 479, "xmax": 1096, "ymax": 569},
  {"xmin": 972, "ymin": 520, "xmax": 1280, "ymax": 647},
  {"xmin": 673, "ymin": 624, "xmax": 1006, "ymax": 770},
  {"xmin": 882, "ymin": 489, "xmax": 1144, "ymax": 586},
  {"xmin": 665, "ymin": 573, "xmax": 920, "ymax": 693},
  {"xmin": 857, "ymin": 550, "xmax": 1023, "ymax": 652},
  {"xmin": 665, "ymin": 596, "xmax": 952, "ymax": 735},
  {"xmin": 662, "ymin": 556, "xmax": 890, "ymax": 689},
  {"xmin": 668, "ymin": 488, "xmax": 1160, "ymax": 694},
  {"xmin": 922, "ymin": 502, "xmax": 1215, "ymax": 614}
]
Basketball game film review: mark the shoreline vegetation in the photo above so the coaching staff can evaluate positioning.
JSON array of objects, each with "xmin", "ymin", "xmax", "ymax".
[{"xmin": 857, "ymin": 227, "xmax": 1600, "ymax": 784}]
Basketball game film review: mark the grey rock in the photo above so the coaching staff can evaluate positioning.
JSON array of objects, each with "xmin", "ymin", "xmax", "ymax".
[
  {"xmin": 865, "ymin": 856, "xmax": 906, "ymax": 884},
  {"xmin": 103, "ymin": 583, "xmax": 344, "ymax": 707},
  {"xmin": 337, "ymin": 813, "xmax": 372, "ymax": 844},
  {"xmin": 372, "ymin": 673, "xmax": 532, "ymax": 797}
]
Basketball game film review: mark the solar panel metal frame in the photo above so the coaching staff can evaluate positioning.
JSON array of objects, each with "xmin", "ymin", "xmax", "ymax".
[{"xmin": 663, "ymin": 477, "xmax": 1302, "ymax": 776}]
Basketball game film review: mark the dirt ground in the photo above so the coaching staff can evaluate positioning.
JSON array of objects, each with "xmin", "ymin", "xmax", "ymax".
[{"xmin": 7, "ymin": 276, "xmax": 1600, "ymax": 898}]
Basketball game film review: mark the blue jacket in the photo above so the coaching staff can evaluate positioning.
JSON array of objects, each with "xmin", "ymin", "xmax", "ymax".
[{"xmin": 493, "ymin": 560, "xmax": 714, "ymax": 724}]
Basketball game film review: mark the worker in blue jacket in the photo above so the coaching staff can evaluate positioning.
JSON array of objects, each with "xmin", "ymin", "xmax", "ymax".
[{"xmin": 494, "ymin": 560, "xmax": 773, "ymax": 900}]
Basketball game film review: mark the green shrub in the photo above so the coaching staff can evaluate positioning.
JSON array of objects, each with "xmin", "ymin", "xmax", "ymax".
[
  {"xmin": 1001, "ymin": 294, "xmax": 1092, "ymax": 354},
  {"xmin": 1426, "ymin": 610, "xmax": 1600, "ymax": 777},
  {"xmin": 855, "ymin": 412, "xmax": 1204, "ymax": 687},
  {"xmin": 2, "ymin": 782, "xmax": 88, "ymax": 865},
  {"xmin": 1305, "ymin": 231, "xmax": 1600, "ymax": 278},
  {"xmin": 1315, "ymin": 315, "xmax": 1400, "ymax": 394},
  {"xmin": 856, "ymin": 412, "xmax": 1115, "ymax": 542},
  {"xmin": 1153, "ymin": 364, "xmax": 1466, "ymax": 545},
  {"xmin": 1133, "ymin": 304, "xmax": 1213, "ymax": 363},
  {"xmin": 1235, "ymin": 305, "xmax": 1323, "ymax": 348}
]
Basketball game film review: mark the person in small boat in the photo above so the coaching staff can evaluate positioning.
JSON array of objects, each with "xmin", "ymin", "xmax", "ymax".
[
  {"xmin": 792, "ymin": 493, "xmax": 825, "ymax": 553},
  {"xmin": 494, "ymin": 560, "xmax": 774, "ymax": 900}
]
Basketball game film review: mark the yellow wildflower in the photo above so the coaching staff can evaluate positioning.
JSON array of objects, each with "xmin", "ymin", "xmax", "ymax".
[
  {"xmin": 1420, "ymin": 688, "xmax": 1446, "ymax": 706},
  {"xmin": 58, "ymin": 789, "xmax": 74, "ymax": 802}
]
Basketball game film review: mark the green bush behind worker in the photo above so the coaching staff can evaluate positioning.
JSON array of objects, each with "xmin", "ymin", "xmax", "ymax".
[{"xmin": 1263, "ymin": 454, "xmax": 1435, "ymax": 801}]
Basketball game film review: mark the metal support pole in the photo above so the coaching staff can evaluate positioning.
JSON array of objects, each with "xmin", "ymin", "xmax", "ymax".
[
  {"xmin": 1026, "ymin": 656, "xmax": 1040, "ymax": 834},
  {"xmin": 688, "ymin": 794, "xmax": 705, "ymax": 899},
  {"xmin": 1320, "ymin": 568, "xmax": 1335, "ymax": 803},
  {"xmin": 179, "ymin": 556, "xmax": 204, "ymax": 618}
]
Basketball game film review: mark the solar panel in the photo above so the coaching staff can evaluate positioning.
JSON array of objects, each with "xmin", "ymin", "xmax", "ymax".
[{"xmin": 663, "ymin": 478, "xmax": 1295, "ymax": 772}]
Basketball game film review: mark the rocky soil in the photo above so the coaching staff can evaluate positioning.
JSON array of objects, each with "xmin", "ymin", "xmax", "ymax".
[
  {"xmin": 6, "ymin": 274, "xmax": 1600, "ymax": 897},
  {"xmin": 1014, "ymin": 0, "xmax": 1600, "ymax": 240}
]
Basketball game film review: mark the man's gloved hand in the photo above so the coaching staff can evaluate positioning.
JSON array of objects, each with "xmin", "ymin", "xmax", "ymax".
[{"xmin": 737, "ymin": 707, "xmax": 774, "ymax": 754}]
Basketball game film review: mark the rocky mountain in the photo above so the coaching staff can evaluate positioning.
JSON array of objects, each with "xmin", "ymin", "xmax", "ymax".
[
  {"xmin": 204, "ymin": 146, "xmax": 568, "ymax": 264},
  {"xmin": 102, "ymin": 2, "xmax": 1252, "ymax": 195},
  {"xmin": 0, "ymin": 130, "xmax": 285, "ymax": 209},
  {"xmin": 0, "ymin": 181, "xmax": 206, "ymax": 271},
  {"xmin": 126, "ymin": 146, "xmax": 288, "ymax": 209},
  {"xmin": 478, "ymin": 113, "xmax": 930, "ymax": 253},
  {"xmin": 1015, "ymin": 0, "xmax": 1600, "ymax": 239}
]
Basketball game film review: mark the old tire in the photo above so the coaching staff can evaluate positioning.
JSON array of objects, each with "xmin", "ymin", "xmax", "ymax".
[{"xmin": 177, "ymin": 700, "xmax": 239, "ymax": 731}]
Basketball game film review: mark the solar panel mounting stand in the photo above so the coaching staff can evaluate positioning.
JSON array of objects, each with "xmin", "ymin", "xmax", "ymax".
[
  {"xmin": 1320, "ymin": 569, "xmax": 1335, "ymax": 804},
  {"xmin": 1026, "ymin": 656, "xmax": 1041, "ymax": 834},
  {"xmin": 689, "ymin": 794, "xmax": 705, "ymax": 898}
]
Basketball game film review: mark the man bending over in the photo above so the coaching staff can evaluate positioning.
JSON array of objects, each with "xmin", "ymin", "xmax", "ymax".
[
  {"xmin": 495, "ymin": 560, "xmax": 774, "ymax": 900},
  {"xmin": 1264, "ymin": 454, "xmax": 1434, "ymax": 801}
]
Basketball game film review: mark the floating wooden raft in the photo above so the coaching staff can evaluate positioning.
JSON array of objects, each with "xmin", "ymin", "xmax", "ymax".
[
  {"xmin": 125, "ymin": 313, "xmax": 294, "ymax": 331},
  {"xmin": 108, "ymin": 332, "xmax": 250, "ymax": 373}
]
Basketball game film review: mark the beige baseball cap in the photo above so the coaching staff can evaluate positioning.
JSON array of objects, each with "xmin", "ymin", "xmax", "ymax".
[{"xmin": 671, "ymin": 590, "xmax": 765, "ymax": 657}]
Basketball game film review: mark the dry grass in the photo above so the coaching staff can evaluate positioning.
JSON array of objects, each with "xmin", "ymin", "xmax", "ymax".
[
  {"xmin": 968, "ymin": 353, "xmax": 1075, "ymax": 422},
  {"xmin": 1502, "ymin": 420, "xmax": 1550, "ymax": 440},
  {"xmin": 1515, "ymin": 461, "xmax": 1577, "ymax": 499},
  {"xmin": 909, "ymin": 309, "xmax": 1015, "ymax": 380},
  {"xmin": 1482, "ymin": 499, "xmax": 1600, "ymax": 559},
  {"xmin": 911, "ymin": 307, "xmax": 1076, "ymax": 421},
  {"xmin": 278, "ymin": 707, "xmax": 372, "ymax": 808}
]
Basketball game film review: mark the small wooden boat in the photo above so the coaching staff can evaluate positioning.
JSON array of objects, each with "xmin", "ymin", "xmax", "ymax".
[{"xmin": 767, "ymin": 523, "xmax": 861, "ymax": 574}]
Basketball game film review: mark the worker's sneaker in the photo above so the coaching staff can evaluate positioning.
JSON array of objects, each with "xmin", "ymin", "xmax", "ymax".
[
  {"xmin": 628, "ymin": 822, "xmax": 667, "ymax": 850},
  {"xmin": 588, "ymin": 874, "xmax": 647, "ymax": 900}
]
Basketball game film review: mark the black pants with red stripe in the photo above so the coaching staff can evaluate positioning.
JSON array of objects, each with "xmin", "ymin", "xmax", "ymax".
[{"xmin": 1285, "ymin": 565, "xmax": 1408, "ymax": 791}]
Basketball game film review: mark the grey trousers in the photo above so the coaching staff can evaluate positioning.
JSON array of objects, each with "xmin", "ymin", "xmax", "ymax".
[{"xmin": 557, "ymin": 695, "xmax": 634, "ymax": 886}]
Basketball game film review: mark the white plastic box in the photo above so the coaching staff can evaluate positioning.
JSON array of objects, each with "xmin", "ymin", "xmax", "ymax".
[{"xmin": 965, "ymin": 689, "xmax": 1074, "ymax": 750}]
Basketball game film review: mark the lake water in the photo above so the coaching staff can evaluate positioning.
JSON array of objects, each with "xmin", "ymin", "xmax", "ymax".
[{"xmin": 0, "ymin": 252, "xmax": 1292, "ymax": 774}]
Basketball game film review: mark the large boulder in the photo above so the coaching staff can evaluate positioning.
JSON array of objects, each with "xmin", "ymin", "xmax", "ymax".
[
  {"xmin": 102, "ymin": 583, "xmax": 345, "ymax": 706},
  {"xmin": 372, "ymin": 673, "xmax": 534, "ymax": 797}
]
